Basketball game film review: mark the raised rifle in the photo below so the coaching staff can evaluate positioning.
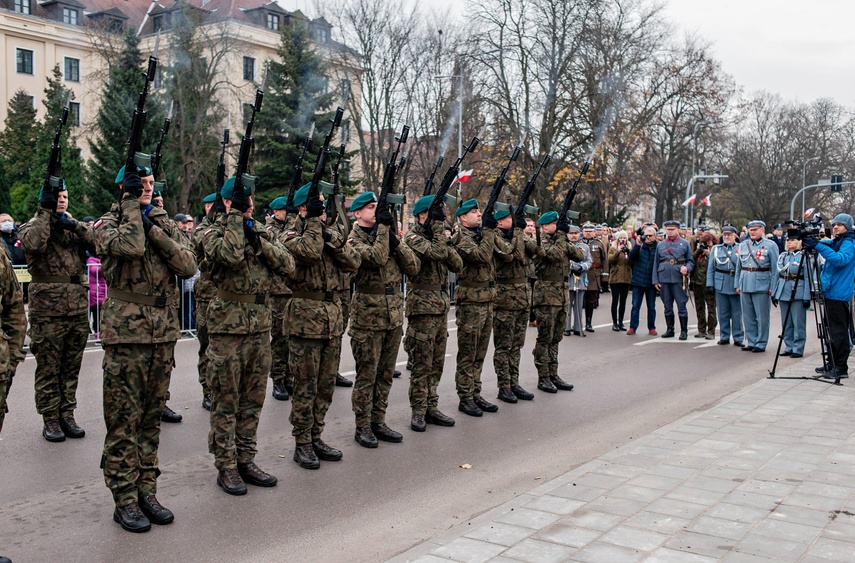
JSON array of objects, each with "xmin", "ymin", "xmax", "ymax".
[
  {"xmin": 124, "ymin": 29, "xmax": 160, "ymax": 179},
  {"xmin": 375, "ymin": 124, "xmax": 410, "ymax": 231},
  {"xmin": 327, "ymin": 141, "xmax": 347, "ymax": 225},
  {"xmin": 234, "ymin": 78, "xmax": 264, "ymax": 195},
  {"xmin": 559, "ymin": 159, "xmax": 592, "ymax": 222},
  {"xmin": 423, "ymin": 135, "xmax": 480, "ymax": 232},
  {"xmin": 484, "ymin": 140, "xmax": 523, "ymax": 219},
  {"xmin": 422, "ymin": 155, "xmax": 444, "ymax": 197},
  {"xmin": 42, "ymin": 92, "xmax": 71, "ymax": 197},
  {"xmin": 306, "ymin": 107, "xmax": 344, "ymax": 203},
  {"xmin": 516, "ymin": 148, "xmax": 553, "ymax": 224},
  {"xmin": 151, "ymin": 99, "xmax": 173, "ymax": 195},
  {"xmin": 215, "ymin": 114, "xmax": 230, "ymax": 194},
  {"xmin": 285, "ymin": 123, "xmax": 314, "ymax": 211}
]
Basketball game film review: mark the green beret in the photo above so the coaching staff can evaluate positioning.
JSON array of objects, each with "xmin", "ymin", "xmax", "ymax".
[
  {"xmin": 269, "ymin": 196, "xmax": 288, "ymax": 210},
  {"xmin": 115, "ymin": 164, "xmax": 153, "ymax": 183},
  {"xmin": 456, "ymin": 198, "xmax": 479, "ymax": 217},
  {"xmin": 38, "ymin": 180, "xmax": 68, "ymax": 202},
  {"xmin": 203, "ymin": 193, "xmax": 217, "ymax": 204},
  {"xmin": 221, "ymin": 176, "xmax": 252, "ymax": 199},
  {"xmin": 350, "ymin": 191, "xmax": 378, "ymax": 212},
  {"xmin": 294, "ymin": 183, "xmax": 311, "ymax": 207},
  {"xmin": 494, "ymin": 208, "xmax": 510, "ymax": 220},
  {"xmin": 538, "ymin": 211, "xmax": 559, "ymax": 225},
  {"xmin": 413, "ymin": 195, "xmax": 434, "ymax": 216}
]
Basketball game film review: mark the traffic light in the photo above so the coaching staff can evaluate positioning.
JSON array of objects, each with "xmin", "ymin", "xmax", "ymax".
[{"xmin": 831, "ymin": 175, "xmax": 843, "ymax": 192}]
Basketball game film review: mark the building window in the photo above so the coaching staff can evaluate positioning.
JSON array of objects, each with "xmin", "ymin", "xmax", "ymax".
[
  {"xmin": 64, "ymin": 57, "xmax": 80, "ymax": 82},
  {"xmin": 340, "ymin": 77, "xmax": 351, "ymax": 100},
  {"xmin": 16, "ymin": 49, "xmax": 34, "ymax": 75},
  {"xmin": 266, "ymin": 14, "xmax": 279, "ymax": 30},
  {"xmin": 62, "ymin": 7, "xmax": 79, "ymax": 25},
  {"xmin": 69, "ymin": 102, "xmax": 81, "ymax": 126},
  {"xmin": 243, "ymin": 56, "xmax": 255, "ymax": 81},
  {"xmin": 108, "ymin": 18, "xmax": 123, "ymax": 33},
  {"xmin": 317, "ymin": 28, "xmax": 327, "ymax": 43},
  {"xmin": 152, "ymin": 15, "xmax": 163, "ymax": 31},
  {"xmin": 13, "ymin": 0, "xmax": 30, "ymax": 15}
]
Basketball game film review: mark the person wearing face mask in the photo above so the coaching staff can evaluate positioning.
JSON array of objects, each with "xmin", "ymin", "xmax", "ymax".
[
  {"xmin": 18, "ymin": 181, "xmax": 96, "ymax": 443},
  {"xmin": 0, "ymin": 215, "xmax": 25, "ymax": 267}
]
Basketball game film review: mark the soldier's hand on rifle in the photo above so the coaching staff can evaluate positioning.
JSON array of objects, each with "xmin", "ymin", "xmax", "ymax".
[
  {"xmin": 376, "ymin": 206, "xmax": 395, "ymax": 226},
  {"xmin": 213, "ymin": 199, "xmax": 227, "ymax": 215},
  {"xmin": 231, "ymin": 188, "xmax": 251, "ymax": 214},
  {"xmin": 482, "ymin": 211, "xmax": 498, "ymax": 230},
  {"xmin": 423, "ymin": 223, "xmax": 434, "ymax": 242},
  {"xmin": 513, "ymin": 208, "xmax": 526, "ymax": 230},
  {"xmin": 557, "ymin": 219, "xmax": 571, "ymax": 233},
  {"xmin": 320, "ymin": 225, "xmax": 333, "ymax": 243},
  {"xmin": 123, "ymin": 173, "xmax": 144, "ymax": 198},
  {"xmin": 389, "ymin": 230, "xmax": 401, "ymax": 251},
  {"xmin": 40, "ymin": 187, "xmax": 58, "ymax": 211},
  {"xmin": 306, "ymin": 197, "xmax": 325, "ymax": 219},
  {"xmin": 243, "ymin": 222, "xmax": 258, "ymax": 248},
  {"xmin": 140, "ymin": 210, "xmax": 155, "ymax": 235},
  {"xmin": 54, "ymin": 215, "xmax": 77, "ymax": 232},
  {"xmin": 430, "ymin": 206, "xmax": 445, "ymax": 222}
]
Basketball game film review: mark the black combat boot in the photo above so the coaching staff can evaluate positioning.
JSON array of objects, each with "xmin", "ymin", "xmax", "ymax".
[
  {"xmin": 113, "ymin": 502, "xmax": 151, "ymax": 533},
  {"xmin": 42, "ymin": 419, "xmax": 65, "ymax": 442},
  {"xmin": 59, "ymin": 415, "xmax": 85, "ymax": 438},
  {"xmin": 550, "ymin": 375, "xmax": 574, "ymax": 391},
  {"xmin": 661, "ymin": 315, "xmax": 675, "ymax": 338},
  {"xmin": 393, "ymin": 370, "xmax": 402, "ymax": 378},
  {"xmin": 202, "ymin": 394, "xmax": 212, "ymax": 411},
  {"xmin": 139, "ymin": 494, "xmax": 175, "ymax": 524},
  {"xmin": 537, "ymin": 377, "xmax": 558, "ymax": 393},
  {"xmin": 293, "ymin": 443, "xmax": 320, "ymax": 469},
  {"xmin": 411, "ymin": 414, "xmax": 426, "ymax": 432},
  {"xmin": 497, "ymin": 386, "xmax": 518, "ymax": 404},
  {"xmin": 511, "ymin": 385, "xmax": 534, "ymax": 400},
  {"xmin": 161, "ymin": 405, "xmax": 182, "ymax": 423},
  {"xmin": 425, "ymin": 410, "xmax": 455, "ymax": 426},
  {"xmin": 272, "ymin": 379, "xmax": 289, "ymax": 400},
  {"xmin": 312, "ymin": 438, "xmax": 343, "ymax": 461},
  {"xmin": 371, "ymin": 422, "xmax": 403, "ymax": 443},
  {"xmin": 457, "ymin": 399, "xmax": 483, "ymax": 417},
  {"xmin": 217, "ymin": 468, "xmax": 248, "ymax": 495},
  {"xmin": 238, "ymin": 462, "xmax": 278, "ymax": 486},
  {"xmin": 355, "ymin": 426, "xmax": 379, "ymax": 448},
  {"xmin": 473, "ymin": 395, "xmax": 498, "ymax": 413},
  {"xmin": 335, "ymin": 373, "xmax": 353, "ymax": 387},
  {"xmin": 678, "ymin": 316, "xmax": 688, "ymax": 340}
]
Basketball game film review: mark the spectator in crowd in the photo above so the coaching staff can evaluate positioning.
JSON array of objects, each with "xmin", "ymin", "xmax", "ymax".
[
  {"xmin": 627, "ymin": 225, "xmax": 658, "ymax": 335},
  {"xmin": 174, "ymin": 214, "xmax": 192, "ymax": 237},
  {"xmin": 1, "ymin": 213, "xmax": 27, "ymax": 303},
  {"xmin": 88, "ymin": 254, "xmax": 107, "ymax": 338},
  {"xmin": 770, "ymin": 224, "xmax": 786, "ymax": 252},
  {"xmin": 691, "ymin": 231, "xmax": 718, "ymax": 340},
  {"xmin": 607, "ymin": 231, "xmax": 632, "ymax": 331}
]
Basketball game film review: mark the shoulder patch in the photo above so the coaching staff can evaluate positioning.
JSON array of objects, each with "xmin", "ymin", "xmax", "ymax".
[
  {"xmin": 93, "ymin": 219, "xmax": 103, "ymax": 229},
  {"xmin": 205, "ymin": 229, "xmax": 213, "ymax": 236},
  {"xmin": 347, "ymin": 238, "xmax": 354, "ymax": 243}
]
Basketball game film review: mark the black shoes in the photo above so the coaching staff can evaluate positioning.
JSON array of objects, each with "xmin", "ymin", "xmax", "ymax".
[
  {"xmin": 238, "ymin": 462, "xmax": 278, "ymax": 486},
  {"xmin": 59, "ymin": 416, "xmax": 85, "ymax": 439},
  {"xmin": 202, "ymin": 394, "xmax": 212, "ymax": 411},
  {"xmin": 741, "ymin": 346, "xmax": 756, "ymax": 352},
  {"xmin": 393, "ymin": 370, "xmax": 402, "ymax": 378},
  {"xmin": 43, "ymin": 419, "xmax": 65, "ymax": 442},
  {"xmin": 717, "ymin": 340, "xmax": 729, "ymax": 345},
  {"xmin": 497, "ymin": 386, "xmax": 518, "ymax": 404},
  {"xmin": 371, "ymin": 422, "xmax": 403, "ymax": 443},
  {"xmin": 585, "ymin": 324, "xmax": 595, "ymax": 333},
  {"xmin": 537, "ymin": 377, "xmax": 557, "ymax": 393},
  {"xmin": 564, "ymin": 329, "xmax": 573, "ymax": 336},
  {"xmin": 612, "ymin": 324, "xmax": 621, "ymax": 332},
  {"xmin": 458, "ymin": 399, "xmax": 483, "ymax": 417},
  {"xmin": 791, "ymin": 353, "xmax": 803, "ymax": 358},
  {"xmin": 411, "ymin": 414, "xmax": 426, "ymax": 432},
  {"xmin": 752, "ymin": 348, "xmax": 765, "ymax": 353},
  {"xmin": 335, "ymin": 373, "xmax": 353, "ymax": 387},
  {"xmin": 473, "ymin": 395, "xmax": 498, "ymax": 413},
  {"xmin": 217, "ymin": 468, "xmax": 247, "ymax": 495},
  {"xmin": 312, "ymin": 438, "xmax": 343, "ymax": 461},
  {"xmin": 618, "ymin": 323, "xmax": 627, "ymax": 331},
  {"xmin": 511, "ymin": 385, "xmax": 534, "ymax": 400},
  {"xmin": 294, "ymin": 443, "xmax": 320, "ymax": 469},
  {"xmin": 734, "ymin": 341, "xmax": 744, "ymax": 347},
  {"xmin": 662, "ymin": 315, "xmax": 675, "ymax": 338},
  {"xmin": 406, "ymin": 359, "xmax": 413, "ymax": 371},
  {"xmin": 161, "ymin": 405, "xmax": 182, "ymax": 423},
  {"xmin": 425, "ymin": 410, "xmax": 455, "ymax": 426},
  {"xmin": 550, "ymin": 375, "xmax": 574, "ymax": 391},
  {"xmin": 114, "ymin": 502, "xmax": 151, "ymax": 533},
  {"xmin": 139, "ymin": 494, "xmax": 174, "ymax": 525},
  {"xmin": 355, "ymin": 426, "xmax": 379, "ymax": 448},
  {"xmin": 272, "ymin": 380, "xmax": 290, "ymax": 400},
  {"xmin": 780, "ymin": 351, "xmax": 792, "ymax": 357}
]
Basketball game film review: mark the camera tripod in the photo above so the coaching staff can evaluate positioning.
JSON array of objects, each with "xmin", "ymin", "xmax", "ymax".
[{"xmin": 768, "ymin": 246, "xmax": 842, "ymax": 385}]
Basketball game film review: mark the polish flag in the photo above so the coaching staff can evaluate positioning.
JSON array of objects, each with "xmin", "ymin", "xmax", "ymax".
[
  {"xmin": 701, "ymin": 195, "xmax": 712, "ymax": 207},
  {"xmin": 454, "ymin": 169, "xmax": 474, "ymax": 184},
  {"xmin": 680, "ymin": 194, "xmax": 697, "ymax": 207},
  {"xmin": 804, "ymin": 207, "xmax": 815, "ymax": 218}
]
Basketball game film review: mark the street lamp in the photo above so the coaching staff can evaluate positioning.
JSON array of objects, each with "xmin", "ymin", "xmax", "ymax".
[{"xmin": 802, "ymin": 156, "xmax": 820, "ymax": 219}]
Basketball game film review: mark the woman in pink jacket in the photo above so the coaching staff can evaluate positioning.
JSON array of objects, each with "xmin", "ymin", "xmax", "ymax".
[{"xmin": 88, "ymin": 254, "xmax": 107, "ymax": 337}]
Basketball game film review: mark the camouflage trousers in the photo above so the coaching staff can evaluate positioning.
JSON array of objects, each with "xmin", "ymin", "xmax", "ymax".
[
  {"xmin": 208, "ymin": 332, "xmax": 271, "ymax": 470},
  {"xmin": 406, "ymin": 314, "xmax": 448, "ymax": 415},
  {"xmin": 350, "ymin": 326, "xmax": 402, "ymax": 427},
  {"xmin": 693, "ymin": 286, "xmax": 717, "ymax": 335},
  {"xmin": 533, "ymin": 304, "xmax": 568, "ymax": 378},
  {"xmin": 289, "ymin": 336, "xmax": 338, "ymax": 444},
  {"xmin": 195, "ymin": 298, "xmax": 211, "ymax": 396},
  {"xmin": 493, "ymin": 307, "xmax": 529, "ymax": 388},
  {"xmin": 101, "ymin": 342, "xmax": 175, "ymax": 507},
  {"xmin": 29, "ymin": 314, "xmax": 88, "ymax": 419},
  {"xmin": 269, "ymin": 295, "xmax": 291, "ymax": 385},
  {"xmin": 455, "ymin": 302, "xmax": 493, "ymax": 401}
]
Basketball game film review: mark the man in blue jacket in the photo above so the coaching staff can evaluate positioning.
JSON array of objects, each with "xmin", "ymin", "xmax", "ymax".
[
  {"xmin": 627, "ymin": 225, "xmax": 658, "ymax": 335},
  {"xmin": 803, "ymin": 214, "xmax": 855, "ymax": 378}
]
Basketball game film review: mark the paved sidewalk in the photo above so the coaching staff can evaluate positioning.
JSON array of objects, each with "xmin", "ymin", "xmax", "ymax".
[{"xmin": 390, "ymin": 354, "xmax": 855, "ymax": 562}]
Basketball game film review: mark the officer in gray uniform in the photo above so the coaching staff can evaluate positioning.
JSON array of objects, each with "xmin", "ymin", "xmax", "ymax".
[
  {"xmin": 706, "ymin": 225, "xmax": 744, "ymax": 346},
  {"xmin": 771, "ymin": 235, "xmax": 810, "ymax": 358},
  {"xmin": 564, "ymin": 225, "xmax": 591, "ymax": 336},
  {"xmin": 652, "ymin": 220, "xmax": 694, "ymax": 340},
  {"xmin": 735, "ymin": 220, "xmax": 779, "ymax": 352}
]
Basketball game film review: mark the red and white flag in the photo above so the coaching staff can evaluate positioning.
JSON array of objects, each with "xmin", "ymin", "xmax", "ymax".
[
  {"xmin": 701, "ymin": 194, "xmax": 712, "ymax": 207},
  {"xmin": 454, "ymin": 169, "xmax": 474, "ymax": 184},
  {"xmin": 680, "ymin": 194, "xmax": 697, "ymax": 207},
  {"xmin": 804, "ymin": 207, "xmax": 816, "ymax": 218}
]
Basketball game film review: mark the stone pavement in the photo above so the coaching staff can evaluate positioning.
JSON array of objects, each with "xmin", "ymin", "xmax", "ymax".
[{"xmin": 390, "ymin": 353, "xmax": 855, "ymax": 563}]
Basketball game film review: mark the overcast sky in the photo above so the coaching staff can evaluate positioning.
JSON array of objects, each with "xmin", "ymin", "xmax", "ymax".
[{"xmin": 285, "ymin": 0, "xmax": 855, "ymax": 107}]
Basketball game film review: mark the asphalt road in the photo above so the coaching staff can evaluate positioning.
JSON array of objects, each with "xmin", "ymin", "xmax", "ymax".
[{"xmin": 0, "ymin": 307, "xmax": 821, "ymax": 562}]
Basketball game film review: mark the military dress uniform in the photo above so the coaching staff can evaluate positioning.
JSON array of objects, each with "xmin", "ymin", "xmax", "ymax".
[
  {"xmin": 19, "ymin": 200, "xmax": 95, "ymax": 442},
  {"xmin": 772, "ymin": 246, "xmax": 811, "ymax": 357},
  {"xmin": 652, "ymin": 223, "xmax": 695, "ymax": 339},
  {"xmin": 404, "ymin": 196, "xmax": 463, "ymax": 431},
  {"xmin": 735, "ymin": 222, "xmax": 779, "ymax": 352},
  {"xmin": 0, "ymin": 248, "xmax": 26, "ymax": 434},
  {"xmin": 264, "ymin": 197, "xmax": 296, "ymax": 401},
  {"xmin": 95, "ymin": 171, "xmax": 197, "ymax": 532},
  {"xmin": 706, "ymin": 229, "xmax": 744, "ymax": 345},
  {"xmin": 193, "ymin": 193, "xmax": 218, "ymax": 409},
  {"xmin": 582, "ymin": 224, "xmax": 608, "ymax": 331},
  {"xmin": 564, "ymin": 229, "xmax": 591, "ymax": 336}
]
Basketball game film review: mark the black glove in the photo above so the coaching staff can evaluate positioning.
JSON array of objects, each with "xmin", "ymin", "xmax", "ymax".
[
  {"xmin": 230, "ymin": 188, "xmax": 250, "ymax": 214},
  {"xmin": 504, "ymin": 227, "xmax": 514, "ymax": 241},
  {"xmin": 321, "ymin": 226, "xmax": 333, "ymax": 243},
  {"xmin": 123, "ymin": 173, "xmax": 143, "ymax": 198},
  {"xmin": 804, "ymin": 301, "xmax": 811, "ymax": 308},
  {"xmin": 40, "ymin": 187, "xmax": 58, "ymax": 211},
  {"xmin": 802, "ymin": 236, "xmax": 818, "ymax": 249},
  {"xmin": 213, "ymin": 198, "xmax": 227, "ymax": 215},
  {"xmin": 243, "ymin": 223, "xmax": 258, "ymax": 247},
  {"xmin": 557, "ymin": 219, "xmax": 570, "ymax": 233},
  {"xmin": 423, "ymin": 223, "xmax": 434, "ymax": 242},
  {"xmin": 389, "ymin": 231, "xmax": 401, "ymax": 251},
  {"xmin": 286, "ymin": 202, "xmax": 299, "ymax": 215},
  {"xmin": 306, "ymin": 197, "xmax": 325, "ymax": 219},
  {"xmin": 54, "ymin": 216, "xmax": 77, "ymax": 232},
  {"xmin": 771, "ymin": 297, "xmax": 779, "ymax": 308},
  {"xmin": 376, "ymin": 206, "xmax": 395, "ymax": 226},
  {"xmin": 482, "ymin": 211, "xmax": 498, "ymax": 230},
  {"xmin": 514, "ymin": 211, "xmax": 526, "ymax": 230},
  {"xmin": 570, "ymin": 263, "xmax": 583, "ymax": 275},
  {"xmin": 140, "ymin": 211, "xmax": 154, "ymax": 235},
  {"xmin": 430, "ymin": 206, "xmax": 446, "ymax": 222}
]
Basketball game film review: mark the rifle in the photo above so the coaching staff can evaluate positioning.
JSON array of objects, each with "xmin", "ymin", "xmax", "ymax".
[
  {"xmin": 124, "ymin": 29, "xmax": 160, "ymax": 178},
  {"xmin": 483, "ymin": 140, "xmax": 523, "ymax": 218},
  {"xmin": 515, "ymin": 148, "xmax": 553, "ymax": 224},
  {"xmin": 42, "ymin": 92, "xmax": 71, "ymax": 197},
  {"xmin": 422, "ymin": 155, "xmax": 444, "ymax": 197},
  {"xmin": 306, "ymin": 106, "xmax": 344, "ymax": 203},
  {"xmin": 285, "ymin": 123, "xmax": 314, "ymax": 211},
  {"xmin": 375, "ymin": 124, "xmax": 410, "ymax": 229},
  {"xmin": 559, "ymin": 160, "xmax": 592, "ymax": 221},
  {"xmin": 234, "ymin": 79, "xmax": 264, "ymax": 195},
  {"xmin": 327, "ymin": 141, "xmax": 347, "ymax": 225},
  {"xmin": 423, "ymin": 135, "xmax": 480, "ymax": 232},
  {"xmin": 216, "ymin": 114, "xmax": 230, "ymax": 194},
  {"xmin": 151, "ymin": 99, "xmax": 173, "ymax": 195}
]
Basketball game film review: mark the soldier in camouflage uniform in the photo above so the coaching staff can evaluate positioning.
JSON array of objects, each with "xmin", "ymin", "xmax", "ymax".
[
  {"xmin": 193, "ymin": 193, "xmax": 218, "ymax": 410},
  {"xmin": 452, "ymin": 199, "xmax": 514, "ymax": 417},
  {"xmin": 204, "ymin": 177, "xmax": 295, "ymax": 495},
  {"xmin": 19, "ymin": 183, "xmax": 95, "ymax": 442},
  {"xmin": 532, "ymin": 211, "xmax": 584, "ymax": 393},
  {"xmin": 282, "ymin": 184, "xmax": 360, "ymax": 469},
  {"xmin": 95, "ymin": 168, "xmax": 197, "ymax": 533},
  {"xmin": 264, "ymin": 196, "xmax": 295, "ymax": 401},
  {"xmin": 404, "ymin": 195, "xmax": 462, "ymax": 431},
  {"xmin": 347, "ymin": 192, "xmax": 420, "ymax": 447},
  {"xmin": 0, "ymin": 247, "xmax": 26, "ymax": 435},
  {"xmin": 492, "ymin": 206, "xmax": 537, "ymax": 404}
]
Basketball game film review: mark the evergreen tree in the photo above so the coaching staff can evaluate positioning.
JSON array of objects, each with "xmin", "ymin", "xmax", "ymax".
[
  {"xmin": 0, "ymin": 155, "xmax": 9, "ymax": 214},
  {"xmin": 253, "ymin": 20, "xmax": 336, "ymax": 207},
  {"xmin": 0, "ymin": 90, "xmax": 39, "ymax": 213}
]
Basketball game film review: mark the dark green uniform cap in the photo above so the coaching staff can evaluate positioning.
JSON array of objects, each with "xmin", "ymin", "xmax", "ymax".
[
  {"xmin": 538, "ymin": 211, "xmax": 559, "ymax": 225},
  {"xmin": 413, "ymin": 195, "xmax": 434, "ymax": 216},
  {"xmin": 203, "ymin": 193, "xmax": 217, "ymax": 204},
  {"xmin": 115, "ymin": 164, "xmax": 153, "ymax": 183},
  {"xmin": 293, "ymin": 183, "xmax": 311, "ymax": 207},
  {"xmin": 494, "ymin": 208, "xmax": 511, "ymax": 220},
  {"xmin": 456, "ymin": 198, "xmax": 479, "ymax": 217},
  {"xmin": 350, "ymin": 191, "xmax": 378, "ymax": 212},
  {"xmin": 221, "ymin": 176, "xmax": 252, "ymax": 199},
  {"xmin": 269, "ymin": 196, "xmax": 288, "ymax": 210}
]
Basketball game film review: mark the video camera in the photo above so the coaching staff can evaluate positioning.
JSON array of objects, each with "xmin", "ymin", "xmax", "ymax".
[{"xmin": 787, "ymin": 214, "xmax": 826, "ymax": 241}]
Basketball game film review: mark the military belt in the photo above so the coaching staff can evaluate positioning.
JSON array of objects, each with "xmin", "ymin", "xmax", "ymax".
[
  {"xmin": 355, "ymin": 285, "xmax": 399, "ymax": 295},
  {"xmin": 540, "ymin": 275, "xmax": 569, "ymax": 282},
  {"xmin": 31, "ymin": 274, "xmax": 87, "ymax": 284},
  {"xmin": 217, "ymin": 289, "xmax": 267, "ymax": 304},
  {"xmin": 667, "ymin": 260, "xmax": 686, "ymax": 265},
  {"xmin": 457, "ymin": 280, "xmax": 496, "ymax": 289},
  {"xmin": 591, "ymin": 263, "xmax": 602, "ymax": 269},
  {"xmin": 779, "ymin": 274, "xmax": 803, "ymax": 281},
  {"xmin": 496, "ymin": 277, "xmax": 528, "ymax": 285},
  {"xmin": 714, "ymin": 268, "xmax": 735, "ymax": 276},
  {"xmin": 108, "ymin": 288, "xmax": 169, "ymax": 308},
  {"xmin": 742, "ymin": 267, "xmax": 770, "ymax": 272},
  {"xmin": 291, "ymin": 290, "xmax": 337, "ymax": 302},
  {"xmin": 409, "ymin": 283, "xmax": 443, "ymax": 291}
]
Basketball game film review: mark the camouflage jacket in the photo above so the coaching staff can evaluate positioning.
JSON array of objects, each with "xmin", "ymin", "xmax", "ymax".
[
  {"xmin": 347, "ymin": 223, "xmax": 420, "ymax": 331},
  {"xmin": 282, "ymin": 216, "xmax": 361, "ymax": 339},
  {"xmin": 534, "ymin": 232, "xmax": 584, "ymax": 307},
  {"xmin": 19, "ymin": 208, "xmax": 95, "ymax": 317},
  {"xmin": 494, "ymin": 228, "xmax": 537, "ymax": 310},
  {"xmin": 0, "ymin": 249, "xmax": 26, "ymax": 379},
  {"xmin": 404, "ymin": 222, "xmax": 463, "ymax": 317},
  {"xmin": 264, "ymin": 216, "xmax": 294, "ymax": 297},
  {"xmin": 192, "ymin": 216, "xmax": 217, "ymax": 302},
  {"xmin": 94, "ymin": 195, "xmax": 197, "ymax": 345},
  {"xmin": 453, "ymin": 227, "xmax": 513, "ymax": 304},
  {"xmin": 205, "ymin": 209, "xmax": 295, "ymax": 335}
]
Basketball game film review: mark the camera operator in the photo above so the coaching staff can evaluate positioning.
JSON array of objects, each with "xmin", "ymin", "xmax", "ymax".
[
  {"xmin": 802, "ymin": 213, "xmax": 855, "ymax": 378},
  {"xmin": 692, "ymin": 232, "xmax": 718, "ymax": 340}
]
